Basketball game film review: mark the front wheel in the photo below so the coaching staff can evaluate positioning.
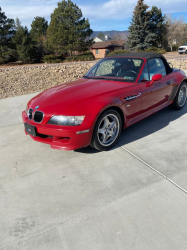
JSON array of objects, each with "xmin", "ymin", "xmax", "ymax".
[
  {"xmin": 90, "ymin": 109, "xmax": 122, "ymax": 151},
  {"xmin": 169, "ymin": 82, "xmax": 187, "ymax": 110}
]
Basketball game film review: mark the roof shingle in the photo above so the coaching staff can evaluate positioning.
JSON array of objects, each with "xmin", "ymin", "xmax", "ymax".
[{"xmin": 91, "ymin": 40, "xmax": 125, "ymax": 49}]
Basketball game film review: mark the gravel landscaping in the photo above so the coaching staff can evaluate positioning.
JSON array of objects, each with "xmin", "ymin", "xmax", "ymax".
[
  {"xmin": 0, "ymin": 62, "xmax": 96, "ymax": 99},
  {"xmin": 0, "ymin": 59, "xmax": 187, "ymax": 99}
]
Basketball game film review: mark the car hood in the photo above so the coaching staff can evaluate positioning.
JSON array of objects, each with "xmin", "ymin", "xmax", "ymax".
[{"xmin": 28, "ymin": 78, "xmax": 134, "ymax": 116}]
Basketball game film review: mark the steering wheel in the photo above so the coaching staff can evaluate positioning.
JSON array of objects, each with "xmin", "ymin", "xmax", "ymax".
[{"xmin": 125, "ymin": 70, "xmax": 136, "ymax": 75}]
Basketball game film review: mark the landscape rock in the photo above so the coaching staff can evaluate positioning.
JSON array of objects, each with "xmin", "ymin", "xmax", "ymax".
[{"xmin": 0, "ymin": 59, "xmax": 187, "ymax": 99}]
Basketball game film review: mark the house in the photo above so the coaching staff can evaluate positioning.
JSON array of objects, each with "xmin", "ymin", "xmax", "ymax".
[
  {"xmin": 93, "ymin": 35, "xmax": 112, "ymax": 43},
  {"xmin": 93, "ymin": 37, "xmax": 103, "ymax": 43},
  {"xmin": 91, "ymin": 40, "xmax": 125, "ymax": 59}
]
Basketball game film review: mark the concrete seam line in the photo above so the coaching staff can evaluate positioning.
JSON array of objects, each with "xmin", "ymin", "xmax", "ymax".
[
  {"xmin": 1, "ymin": 180, "xmax": 165, "ymax": 250},
  {"xmin": 120, "ymin": 145, "xmax": 187, "ymax": 195},
  {"xmin": 1, "ymin": 178, "xmax": 166, "ymax": 249},
  {"xmin": 2, "ymin": 148, "xmax": 186, "ymax": 250}
]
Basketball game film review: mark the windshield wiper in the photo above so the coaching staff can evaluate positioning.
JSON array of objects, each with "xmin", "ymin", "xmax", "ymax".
[
  {"xmin": 83, "ymin": 76, "xmax": 108, "ymax": 80},
  {"xmin": 92, "ymin": 77, "xmax": 108, "ymax": 80}
]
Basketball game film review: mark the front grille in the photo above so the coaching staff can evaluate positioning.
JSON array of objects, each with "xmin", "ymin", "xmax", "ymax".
[
  {"xmin": 28, "ymin": 109, "xmax": 33, "ymax": 120},
  {"xmin": 179, "ymin": 48, "xmax": 184, "ymax": 50},
  {"xmin": 34, "ymin": 111, "xmax": 44, "ymax": 123}
]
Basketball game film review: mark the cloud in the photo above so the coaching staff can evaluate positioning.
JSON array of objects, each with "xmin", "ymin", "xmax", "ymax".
[
  {"xmin": 80, "ymin": 0, "xmax": 134, "ymax": 21},
  {"xmin": 80, "ymin": 0, "xmax": 187, "ymax": 20},
  {"xmin": 1, "ymin": 0, "xmax": 187, "ymax": 29},
  {"xmin": 2, "ymin": 5, "xmax": 54, "ymax": 20}
]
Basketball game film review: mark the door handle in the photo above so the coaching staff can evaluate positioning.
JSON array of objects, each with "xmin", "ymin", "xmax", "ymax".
[{"xmin": 166, "ymin": 81, "xmax": 171, "ymax": 85}]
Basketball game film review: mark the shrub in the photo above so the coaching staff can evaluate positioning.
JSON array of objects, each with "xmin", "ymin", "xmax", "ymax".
[
  {"xmin": 42, "ymin": 54, "xmax": 64, "ymax": 63},
  {"xmin": 42, "ymin": 52, "xmax": 95, "ymax": 63},
  {"xmin": 82, "ymin": 51, "xmax": 93, "ymax": 55},
  {"xmin": 107, "ymin": 50, "xmax": 131, "ymax": 57},
  {"xmin": 64, "ymin": 53, "xmax": 95, "ymax": 62},
  {"xmin": 171, "ymin": 44, "xmax": 180, "ymax": 52},
  {"xmin": 136, "ymin": 47, "xmax": 166, "ymax": 54}
]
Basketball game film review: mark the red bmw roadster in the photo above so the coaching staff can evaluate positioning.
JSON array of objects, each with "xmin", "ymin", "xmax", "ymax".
[{"xmin": 22, "ymin": 52, "xmax": 187, "ymax": 151}]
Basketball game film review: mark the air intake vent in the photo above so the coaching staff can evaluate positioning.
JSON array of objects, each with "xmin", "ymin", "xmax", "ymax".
[
  {"xmin": 28, "ymin": 109, "xmax": 33, "ymax": 120},
  {"xmin": 34, "ymin": 111, "xmax": 44, "ymax": 123}
]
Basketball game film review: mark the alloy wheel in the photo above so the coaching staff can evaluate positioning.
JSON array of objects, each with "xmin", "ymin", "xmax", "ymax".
[
  {"xmin": 97, "ymin": 114, "xmax": 120, "ymax": 147},
  {"xmin": 178, "ymin": 85, "xmax": 187, "ymax": 107}
]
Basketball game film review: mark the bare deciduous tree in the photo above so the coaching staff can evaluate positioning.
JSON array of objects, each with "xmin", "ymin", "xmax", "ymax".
[
  {"xmin": 112, "ymin": 33, "xmax": 124, "ymax": 40},
  {"xmin": 166, "ymin": 15, "xmax": 187, "ymax": 51}
]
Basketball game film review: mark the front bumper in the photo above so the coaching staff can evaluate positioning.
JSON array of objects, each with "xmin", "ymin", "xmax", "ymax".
[
  {"xmin": 22, "ymin": 111, "xmax": 96, "ymax": 150},
  {"xmin": 178, "ymin": 49, "xmax": 186, "ymax": 53}
]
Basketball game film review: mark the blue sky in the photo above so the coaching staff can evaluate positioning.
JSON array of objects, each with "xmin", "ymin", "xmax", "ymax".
[{"xmin": 0, "ymin": 0, "xmax": 187, "ymax": 31}]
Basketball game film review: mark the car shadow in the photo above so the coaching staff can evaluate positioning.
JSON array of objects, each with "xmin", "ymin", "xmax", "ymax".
[{"xmin": 75, "ymin": 104, "xmax": 187, "ymax": 154}]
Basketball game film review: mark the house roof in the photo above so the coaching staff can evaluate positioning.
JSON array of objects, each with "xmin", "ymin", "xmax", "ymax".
[{"xmin": 91, "ymin": 40, "xmax": 125, "ymax": 49}]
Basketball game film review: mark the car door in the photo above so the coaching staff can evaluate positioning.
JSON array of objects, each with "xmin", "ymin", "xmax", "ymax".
[{"xmin": 138, "ymin": 58, "xmax": 174, "ymax": 113}]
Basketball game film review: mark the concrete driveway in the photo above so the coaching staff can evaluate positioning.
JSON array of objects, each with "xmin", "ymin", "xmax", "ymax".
[{"xmin": 0, "ymin": 91, "xmax": 187, "ymax": 250}]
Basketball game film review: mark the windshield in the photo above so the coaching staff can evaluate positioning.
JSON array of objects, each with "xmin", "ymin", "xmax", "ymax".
[{"xmin": 84, "ymin": 57, "xmax": 143, "ymax": 82}]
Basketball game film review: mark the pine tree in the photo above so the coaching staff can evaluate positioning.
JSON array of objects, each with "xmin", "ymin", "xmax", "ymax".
[
  {"xmin": 127, "ymin": 0, "xmax": 150, "ymax": 50},
  {"xmin": 30, "ymin": 17, "xmax": 48, "ymax": 43},
  {"xmin": 30, "ymin": 17, "xmax": 48, "ymax": 61},
  {"xmin": 46, "ymin": 0, "xmax": 93, "ymax": 55},
  {"xmin": 14, "ymin": 17, "xmax": 22, "ymax": 30},
  {"xmin": 11, "ymin": 19, "xmax": 36, "ymax": 63},
  {"xmin": 146, "ymin": 6, "xmax": 167, "ymax": 48},
  {"xmin": 0, "ymin": 7, "xmax": 14, "ymax": 62}
]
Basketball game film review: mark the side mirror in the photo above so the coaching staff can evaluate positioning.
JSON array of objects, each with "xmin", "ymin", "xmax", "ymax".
[{"xmin": 150, "ymin": 74, "xmax": 163, "ymax": 85}]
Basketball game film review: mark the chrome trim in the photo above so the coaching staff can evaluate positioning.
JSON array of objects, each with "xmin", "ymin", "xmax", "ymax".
[
  {"xmin": 125, "ymin": 92, "xmax": 141, "ymax": 101},
  {"xmin": 76, "ymin": 129, "xmax": 90, "ymax": 134},
  {"xmin": 33, "ymin": 110, "xmax": 44, "ymax": 123},
  {"xmin": 28, "ymin": 108, "xmax": 33, "ymax": 120}
]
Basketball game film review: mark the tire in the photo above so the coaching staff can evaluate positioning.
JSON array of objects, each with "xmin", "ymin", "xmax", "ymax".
[
  {"xmin": 90, "ymin": 109, "xmax": 122, "ymax": 151},
  {"xmin": 169, "ymin": 82, "xmax": 187, "ymax": 110}
]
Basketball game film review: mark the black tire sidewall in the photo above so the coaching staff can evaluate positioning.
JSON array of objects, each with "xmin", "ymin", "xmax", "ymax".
[
  {"xmin": 91, "ymin": 109, "xmax": 122, "ymax": 151},
  {"xmin": 172, "ymin": 82, "xmax": 187, "ymax": 110}
]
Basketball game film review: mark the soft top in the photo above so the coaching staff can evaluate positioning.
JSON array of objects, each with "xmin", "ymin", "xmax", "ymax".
[
  {"xmin": 108, "ymin": 52, "xmax": 173, "ymax": 74},
  {"xmin": 108, "ymin": 52, "xmax": 162, "ymax": 59}
]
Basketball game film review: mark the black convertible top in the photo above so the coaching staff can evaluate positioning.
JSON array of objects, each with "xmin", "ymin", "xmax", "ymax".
[{"xmin": 108, "ymin": 52, "xmax": 173, "ymax": 74}]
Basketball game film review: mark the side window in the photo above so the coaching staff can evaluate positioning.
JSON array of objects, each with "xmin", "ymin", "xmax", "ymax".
[
  {"xmin": 139, "ymin": 63, "xmax": 149, "ymax": 82},
  {"xmin": 148, "ymin": 58, "xmax": 166, "ymax": 79}
]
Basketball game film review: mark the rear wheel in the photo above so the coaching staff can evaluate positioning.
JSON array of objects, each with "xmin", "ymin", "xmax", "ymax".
[
  {"xmin": 90, "ymin": 109, "xmax": 122, "ymax": 151},
  {"xmin": 169, "ymin": 82, "xmax": 187, "ymax": 110}
]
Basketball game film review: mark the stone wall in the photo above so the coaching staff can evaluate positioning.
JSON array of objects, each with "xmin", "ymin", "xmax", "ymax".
[
  {"xmin": 0, "ymin": 59, "xmax": 187, "ymax": 99},
  {"xmin": 167, "ymin": 59, "xmax": 187, "ymax": 71},
  {"xmin": 0, "ymin": 62, "xmax": 96, "ymax": 99}
]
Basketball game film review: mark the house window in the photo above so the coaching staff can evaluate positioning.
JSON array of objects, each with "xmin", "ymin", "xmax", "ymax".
[
  {"xmin": 96, "ymin": 49, "xmax": 99, "ymax": 55},
  {"xmin": 106, "ymin": 49, "xmax": 109, "ymax": 55}
]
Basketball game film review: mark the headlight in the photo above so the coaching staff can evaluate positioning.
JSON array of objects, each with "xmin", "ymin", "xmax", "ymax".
[{"xmin": 48, "ymin": 116, "xmax": 85, "ymax": 126}]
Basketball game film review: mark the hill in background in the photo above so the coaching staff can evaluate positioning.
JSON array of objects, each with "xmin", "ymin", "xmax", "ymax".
[{"xmin": 90, "ymin": 30, "xmax": 129, "ymax": 40}]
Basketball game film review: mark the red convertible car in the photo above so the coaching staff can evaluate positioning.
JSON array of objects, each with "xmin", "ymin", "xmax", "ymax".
[{"xmin": 22, "ymin": 52, "xmax": 187, "ymax": 151}]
